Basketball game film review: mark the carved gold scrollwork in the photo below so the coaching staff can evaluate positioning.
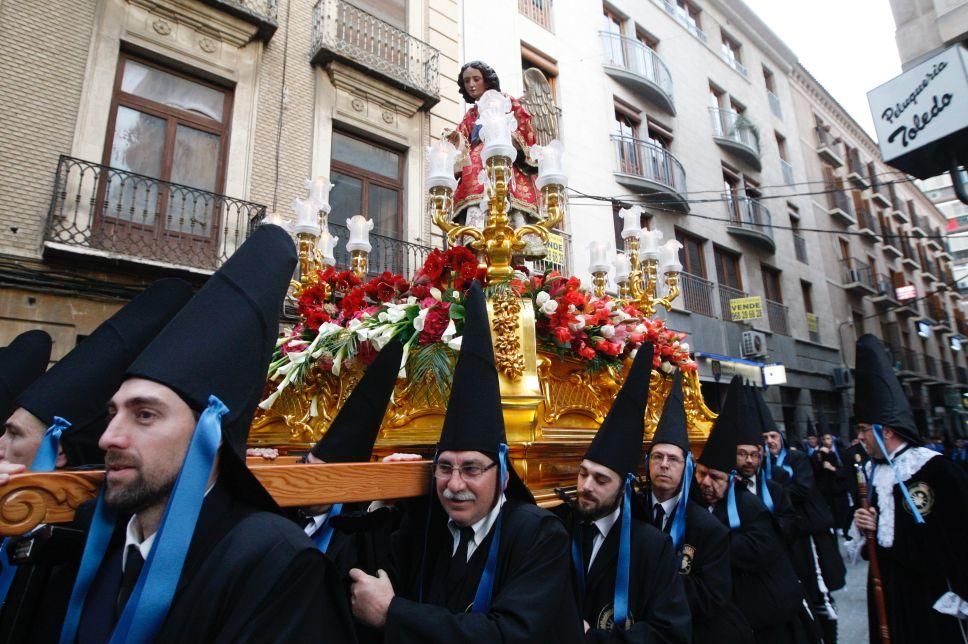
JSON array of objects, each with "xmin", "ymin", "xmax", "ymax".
[{"xmin": 491, "ymin": 289, "xmax": 525, "ymax": 380}]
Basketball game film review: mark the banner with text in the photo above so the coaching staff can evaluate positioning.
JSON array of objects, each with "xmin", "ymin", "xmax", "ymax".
[{"xmin": 730, "ymin": 296, "xmax": 763, "ymax": 321}]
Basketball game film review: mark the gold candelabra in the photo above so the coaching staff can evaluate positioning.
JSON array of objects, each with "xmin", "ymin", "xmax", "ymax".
[{"xmin": 622, "ymin": 234, "xmax": 681, "ymax": 316}]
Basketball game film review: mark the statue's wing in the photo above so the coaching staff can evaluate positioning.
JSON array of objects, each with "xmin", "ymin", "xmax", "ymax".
[{"xmin": 520, "ymin": 68, "xmax": 560, "ymax": 145}]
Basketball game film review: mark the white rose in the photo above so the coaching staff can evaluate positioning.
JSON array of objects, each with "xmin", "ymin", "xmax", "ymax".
[
  {"xmin": 680, "ymin": 342, "xmax": 691, "ymax": 354},
  {"xmin": 541, "ymin": 300, "xmax": 559, "ymax": 315},
  {"xmin": 601, "ymin": 324, "xmax": 615, "ymax": 339},
  {"xmin": 634, "ymin": 324, "xmax": 646, "ymax": 334},
  {"xmin": 535, "ymin": 291, "xmax": 551, "ymax": 306}
]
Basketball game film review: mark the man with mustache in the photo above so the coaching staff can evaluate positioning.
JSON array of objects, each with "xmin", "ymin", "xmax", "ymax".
[
  {"xmin": 55, "ymin": 225, "xmax": 353, "ymax": 643},
  {"xmin": 349, "ymin": 282, "xmax": 583, "ymax": 642},
  {"xmin": 553, "ymin": 344, "xmax": 691, "ymax": 642}
]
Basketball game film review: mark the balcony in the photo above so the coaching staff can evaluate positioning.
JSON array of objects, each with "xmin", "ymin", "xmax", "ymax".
[
  {"xmin": 720, "ymin": 50, "xmax": 748, "ymax": 77},
  {"xmin": 780, "ymin": 159, "xmax": 795, "ymax": 186},
  {"xmin": 927, "ymin": 227, "xmax": 943, "ymax": 250},
  {"xmin": 826, "ymin": 181, "xmax": 856, "ymax": 225},
  {"xmin": 942, "ymin": 360, "xmax": 955, "ymax": 383},
  {"xmin": 519, "ymin": 0, "xmax": 553, "ymax": 31},
  {"xmin": 920, "ymin": 256, "xmax": 939, "ymax": 283},
  {"xmin": 910, "ymin": 212, "xmax": 928, "ymax": 238},
  {"xmin": 881, "ymin": 234, "xmax": 902, "ymax": 258},
  {"xmin": 200, "ymin": 0, "xmax": 278, "ymax": 40},
  {"xmin": 653, "ymin": 0, "xmax": 708, "ymax": 42},
  {"xmin": 924, "ymin": 354, "xmax": 939, "ymax": 381},
  {"xmin": 870, "ymin": 176, "xmax": 892, "ymax": 207},
  {"xmin": 526, "ymin": 229, "xmax": 572, "ymax": 277},
  {"xmin": 600, "ymin": 33, "xmax": 675, "ymax": 115},
  {"xmin": 841, "ymin": 258, "xmax": 876, "ymax": 295},
  {"xmin": 330, "ymin": 223, "xmax": 432, "ymax": 278},
  {"xmin": 718, "ymin": 284, "xmax": 749, "ymax": 322},
  {"xmin": 888, "ymin": 184, "xmax": 908, "ymax": 223},
  {"xmin": 44, "ymin": 155, "xmax": 265, "ymax": 273},
  {"xmin": 928, "ymin": 297, "xmax": 952, "ymax": 333},
  {"xmin": 311, "ymin": 0, "xmax": 440, "ymax": 107},
  {"xmin": 889, "ymin": 345, "xmax": 920, "ymax": 378},
  {"xmin": 611, "ymin": 135, "xmax": 688, "ymax": 212},
  {"xmin": 680, "ymin": 271, "xmax": 716, "ymax": 317},
  {"xmin": 766, "ymin": 299, "xmax": 789, "ymax": 335},
  {"xmin": 768, "ymin": 91, "xmax": 782, "ymax": 119},
  {"xmin": 793, "ymin": 234, "xmax": 808, "ymax": 263},
  {"xmin": 855, "ymin": 204, "xmax": 881, "ymax": 242},
  {"xmin": 900, "ymin": 239, "xmax": 921, "ymax": 271},
  {"xmin": 724, "ymin": 194, "xmax": 774, "ymax": 252},
  {"xmin": 870, "ymin": 274, "xmax": 900, "ymax": 307},
  {"xmin": 847, "ymin": 148, "xmax": 869, "ymax": 188},
  {"xmin": 815, "ymin": 127, "xmax": 843, "ymax": 167},
  {"xmin": 709, "ymin": 108, "xmax": 761, "ymax": 171}
]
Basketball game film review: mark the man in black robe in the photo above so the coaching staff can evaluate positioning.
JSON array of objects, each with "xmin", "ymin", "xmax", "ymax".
[
  {"xmin": 640, "ymin": 371, "xmax": 751, "ymax": 644},
  {"xmin": 552, "ymin": 346, "xmax": 690, "ymax": 642},
  {"xmin": 695, "ymin": 376, "xmax": 809, "ymax": 644},
  {"xmin": 0, "ymin": 280, "xmax": 192, "ymax": 643},
  {"xmin": 0, "ymin": 329, "xmax": 52, "ymax": 483},
  {"xmin": 349, "ymin": 282, "xmax": 583, "ymax": 643},
  {"xmin": 812, "ymin": 422, "xmax": 850, "ymax": 539},
  {"xmin": 848, "ymin": 334, "xmax": 968, "ymax": 644},
  {"xmin": 55, "ymin": 225, "xmax": 354, "ymax": 643}
]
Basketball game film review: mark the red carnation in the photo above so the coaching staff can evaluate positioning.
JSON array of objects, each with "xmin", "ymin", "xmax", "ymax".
[{"xmin": 419, "ymin": 303, "xmax": 452, "ymax": 345}]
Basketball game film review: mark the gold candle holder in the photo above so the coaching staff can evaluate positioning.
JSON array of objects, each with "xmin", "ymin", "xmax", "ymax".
[
  {"xmin": 592, "ymin": 270, "xmax": 608, "ymax": 298},
  {"xmin": 350, "ymin": 249, "xmax": 369, "ymax": 279},
  {"xmin": 296, "ymin": 231, "xmax": 319, "ymax": 286}
]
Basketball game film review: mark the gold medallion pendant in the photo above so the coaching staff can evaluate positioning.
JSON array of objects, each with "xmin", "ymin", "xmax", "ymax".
[
  {"xmin": 679, "ymin": 544, "xmax": 695, "ymax": 575},
  {"xmin": 903, "ymin": 481, "xmax": 934, "ymax": 518},
  {"xmin": 596, "ymin": 604, "xmax": 635, "ymax": 631}
]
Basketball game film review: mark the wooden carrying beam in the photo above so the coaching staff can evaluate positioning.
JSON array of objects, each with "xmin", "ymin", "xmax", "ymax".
[{"xmin": 0, "ymin": 461, "xmax": 432, "ymax": 537}]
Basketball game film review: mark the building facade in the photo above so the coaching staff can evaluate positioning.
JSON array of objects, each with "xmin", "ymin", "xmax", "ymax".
[{"xmin": 0, "ymin": 0, "xmax": 459, "ymax": 360}]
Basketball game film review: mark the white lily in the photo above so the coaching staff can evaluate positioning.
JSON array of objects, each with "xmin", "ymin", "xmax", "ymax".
[
  {"xmin": 447, "ymin": 335, "xmax": 463, "ymax": 351},
  {"xmin": 386, "ymin": 304, "xmax": 408, "ymax": 323},
  {"xmin": 413, "ymin": 307, "xmax": 430, "ymax": 332},
  {"xmin": 441, "ymin": 319, "xmax": 457, "ymax": 343},
  {"xmin": 430, "ymin": 287, "xmax": 443, "ymax": 301}
]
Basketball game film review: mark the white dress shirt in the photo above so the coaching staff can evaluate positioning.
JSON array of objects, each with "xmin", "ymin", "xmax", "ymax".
[
  {"xmin": 123, "ymin": 516, "xmax": 158, "ymax": 572},
  {"xmin": 448, "ymin": 494, "xmax": 506, "ymax": 561},
  {"xmin": 650, "ymin": 491, "xmax": 682, "ymax": 532},
  {"xmin": 305, "ymin": 511, "xmax": 330, "ymax": 537},
  {"xmin": 587, "ymin": 504, "xmax": 622, "ymax": 568}
]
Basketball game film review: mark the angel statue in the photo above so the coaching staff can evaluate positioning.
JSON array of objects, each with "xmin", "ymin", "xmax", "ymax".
[{"xmin": 445, "ymin": 61, "xmax": 559, "ymax": 261}]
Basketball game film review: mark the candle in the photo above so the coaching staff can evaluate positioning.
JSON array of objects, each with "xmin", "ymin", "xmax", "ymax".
[
  {"xmin": 588, "ymin": 241, "xmax": 611, "ymax": 273},
  {"xmin": 477, "ymin": 90, "xmax": 517, "ymax": 163},
  {"xmin": 533, "ymin": 139, "xmax": 567, "ymax": 189},
  {"xmin": 292, "ymin": 197, "xmax": 320, "ymax": 236},
  {"xmin": 613, "ymin": 252, "xmax": 631, "ymax": 282},
  {"xmin": 659, "ymin": 239, "xmax": 684, "ymax": 274},
  {"xmin": 305, "ymin": 177, "xmax": 334, "ymax": 214},
  {"xmin": 346, "ymin": 215, "xmax": 374, "ymax": 253},
  {"xmin": 639, "ymin": 228, "xmax": 664, "ymax": 260},
  {"xmin": 425, "ymin": 139, "xmax": 459, "ymax": 190},
  {"xmin": 620, "ymin": 207, "xmax": 642, "ymax": 240},
  {"xmin": 316, "ymin": 230, "xmax": 338, "ymax": 265}
]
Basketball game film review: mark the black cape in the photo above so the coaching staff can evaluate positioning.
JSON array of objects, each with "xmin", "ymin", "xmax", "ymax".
[
  {"xmin": 72, "ymin": 482, "xmax": 355, "ymax": 643},
  {"xmin": 862, "ymin": 449, "xmax": 968, "ymax": 644},
  {"xmin": 383, "ymin": 497, "xmax": 583, "ymax": 643},
  {"xmin": 553, "ymin": 503, "xmax": 692, "ymax": 643},
  {"xmin": 638, "ymin": 494, "xmax": 753, "ymax": 644}
]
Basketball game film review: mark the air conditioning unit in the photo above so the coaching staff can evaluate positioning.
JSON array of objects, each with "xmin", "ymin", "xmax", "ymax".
[
  {"xmin": 741, "ymin": 331, "xmax": 767, "ymax": 358},
  {"xmin": 832, "ymin": 367, "xmax": 851, "ymax": 389}
]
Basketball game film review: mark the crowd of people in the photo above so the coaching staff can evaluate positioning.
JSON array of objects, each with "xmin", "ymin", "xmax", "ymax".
[{"xmin": 0, "ymin": 225, "xmax": 966, "ymax": 643}]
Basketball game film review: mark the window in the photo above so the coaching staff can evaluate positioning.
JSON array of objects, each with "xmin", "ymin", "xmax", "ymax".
[
  {"xmin": 763, "ymin": 66, "xmax": 776, "ymax": 93},
  {"xmin": 714, "ymin": 246, "xmax": 742, "ymax": 289},
  {"xmin": 330, "ymin": 131, "xmax": 404, "ymax": 238},
  {"xmin": 350, "ymin": 0, "xmax": 406, "ymax": 29},
  {"xmin": 801, "ymin": 281, "xmax": 814, "ymax": 313},
  {"xmin": 675, "ymin": 229, "xmax": 706, "ymax": 277},
  {"xmin": 762, "ymin": 265, "xmax": 783, "ymax": 303},
  {"xmin": 614, "ymin": 101, "xmax": 641, "ymax": 175},
  {"xmin": 100, "ymin": 54, "xmax": 233, "ymax": 256},
  {"xmin": 636, "ymin": 28, "xmax": 659, "ymax": 51},
  {"xmin": 675, "ymin": 0, "xmax": 702, "ymax": 30},
  {"xmin": 720, "ymin": 30, "xmax": 745, "ymax": 75},
  {"xmin": 521, "ymin": 44, "xmax": 559, "ymax": 100},
  {"xmin": 602, "ymin": 7, "xmax": 625, "ymax": 66},
  {"xmin": 775, "ymin": 133, "xmax": 788, "ymax": 162},
  {"xmin": 838, "ymin": 238, "xmax": 851, "ymax": 264}
]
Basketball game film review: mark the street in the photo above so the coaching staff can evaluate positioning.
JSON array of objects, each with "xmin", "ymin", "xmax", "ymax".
[{"xmin": 834, "ymin": 539, "xmax": 869, "ymax": 643}]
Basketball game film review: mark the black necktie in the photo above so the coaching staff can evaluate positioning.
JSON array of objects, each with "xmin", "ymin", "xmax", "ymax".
[
  {"xmin": 447, "ymin": 526, "xmax": 474, "ymax": 589},
  {"xmin": 652, "ymin": 503, "xmax": 666, "ymax": 531},
  {"xmin": 581, "ymin": 522, "xmax": 599, "ymax": 572},
  {"xmin": 116, "ymin": 544, "xmax": 144, "ymax": 618}
]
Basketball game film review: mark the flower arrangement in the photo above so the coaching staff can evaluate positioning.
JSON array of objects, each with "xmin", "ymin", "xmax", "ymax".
[{"xmin": 260, "ymin": 254, "xmax": 696, "ymax": 410}]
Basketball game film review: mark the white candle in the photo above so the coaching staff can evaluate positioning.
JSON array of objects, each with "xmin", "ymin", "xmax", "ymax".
[
  {"xmin": 613, "ymin": 252, "xmax": 631, "ymax": 282},
  {"xmin": 533, "ymin": 139, "xmax": 567, "ymax": 189},
  {"xmin": 477, "ymin": 90, "xmax": 516, "ymax": 163},
  {"xmin": 292, "ymin": 197, "xmax": 320, "ymax": 236},
  {"xmin": 425, "ymin": 140, "xmax": 459, "ymax": 190},
  {"xmin": 659, "ymin": 239, "xmax": 684, "ymax": 274},
  {"xmin": 639, "ymin": 228, "xmax": 664, "ymax": 260},
  {"xmin": 346, "ymin": 215, "xmax": 374, "ymax": 253},
  {"xmin": 316, "ymin": 230, "xmax": 338, "ymax": 265},
  {"xmin": 620, "ymin": 207, "xmax": 642, "ymax": 240},
  {"xmin": 305, "ymin": 177, "xmax": 334, "ymax": 214},
  {"xmin": 588, "ymin": 241, "xmax": 611, "ymax": 273}
]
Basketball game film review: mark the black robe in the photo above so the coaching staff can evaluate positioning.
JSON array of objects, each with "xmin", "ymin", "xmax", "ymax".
[
  {"xmin": 861, "ymin": 449, "xmax": 968, "ymax": 644},
  {"xmin": 812, "ymin": 448, "xmax": 850, "ymax": 533},
  {"xmin": 553, "ymin": 504, "xmax": 692, "ymax": 643},
  {"xmin": 709, "ymin": 488, "xmax": 808, "ymax": 644},
  {"xmin": 639, "ymin": 495, "xmax": 753, "ymax": 644},
  {"xmin": 71, "ymin": 482, "xmax": 355, "ymax": 643},
  {"xmin": 384, "ymin": 497, "xmax": 584, "ymax": 643}
]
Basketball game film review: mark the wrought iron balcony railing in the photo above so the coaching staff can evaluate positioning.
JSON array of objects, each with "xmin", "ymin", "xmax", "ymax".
[
  {"xmin": 924, "ymin": 353, "xmax": 938, "ymax": 378},
  {"xmin": 311, "ymin": 0, "xmax": 440, "ymax": 105},
  {"xmin": 841, "ymin": 258, "xmax": 875, "ymax": 290},
  {"xmin": 653, "ymin": 0, "xmax": 708, "ymax": 42},
  {"xmin": 765, "ymin": 299, "xmax": 789, "ymax": 335},
  {"xmin": 723, "ymin": 194, "xmax": 773, "ymax": 241},
  {"xmin": 45, "ymin": 156, "xmax": 265, "ymax": 272},
  {"xmin": 793, "ymin": 234, "xmax": 808, "ymax": 263},
  {"xmin": 780, "ymin": 159, "xmax": 795, "ymax": 186},
  {"xmin": 680, "ymin": 271, "xmax": 716, "ymax": 318},
  {"xmin": 518, "ymin": 0, "xmax": 553, "ymax": 30},
  {"xmin": 718, "ymin": 284, "xmax": 748, "ymax": 322},
  {"xmin": 709, "ymin": 108, "xmax": 760, "ymax": 156},
  {"xmin": 600, "ymin": 33, "xmax": 674, "ymax": 108},
  {"xmin": 611, "ymin": 135, "xmax": 686, "ymax": 195},
  {"xmin": 329, "ymin": 223, "xmax": 432, "ymax": 278},
  {"xmin": 825, "ymin": 181, "xmax": 854, "ymax": 217},
  {"xmin": 768, "ymin": 91, "xmax": 782, "ymax": 119}
]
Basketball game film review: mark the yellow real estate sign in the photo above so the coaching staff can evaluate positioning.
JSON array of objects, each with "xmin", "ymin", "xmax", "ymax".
[
  {"xmin": 729, "ymin": 296, "xmax": 763, "ymax": 321},
  {"xmin": 545, "ymin": 232, "xmax": 565, "ymax": 266}
]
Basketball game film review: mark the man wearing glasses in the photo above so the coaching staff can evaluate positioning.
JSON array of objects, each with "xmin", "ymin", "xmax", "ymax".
[{"xmin": 349, "ymin": 283, "xmax": 583, "ymax": 642}]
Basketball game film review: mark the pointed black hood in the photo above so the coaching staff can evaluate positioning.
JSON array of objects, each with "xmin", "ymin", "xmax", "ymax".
[
  {"xmin": 126, "ymin": 224, "xmax": 297, "ymax": 510},
  {"xmin": 0, "ymin": 330, "xmax": 52, "ymax": 423},
  {"xmin": 650, "ymin": 369, "xmax": 689, "ymax": 456},
  {"xmin": 806, "ymin": 418, "xmax": 818, "ymax": 438},
  {"xmin": 699, "ymin": 375, "xmax": 750, "ymax": 473},
  {"xmin": 437, "ymin": 282, "xmax": 532, "ymax": 503},
  {"xmin": 17, "ymin": 279, "xmax": 193, "ymax": 466},
  {"xmin": 853, "ymin": 334, "xmax": 919, "ymax": 444},
  {"xmin": 737, "ymin": 385, "xmax": 772, "ymax": 447},
  {"xmin": 310, "ymin": 339, "xmax": 402, "ymax": 463},
  {"xmin": 584, "ymin": 343, "xmax": 654, "ymax": 477}
]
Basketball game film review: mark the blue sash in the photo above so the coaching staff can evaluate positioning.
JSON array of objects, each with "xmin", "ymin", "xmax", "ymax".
[
  {"xmin": 311, "ymin": 504, "xmax": 344, "ymax": 553},
  {"xmin": 869, "ymin": 425, "xmax": 925, "ymax": 525}
]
